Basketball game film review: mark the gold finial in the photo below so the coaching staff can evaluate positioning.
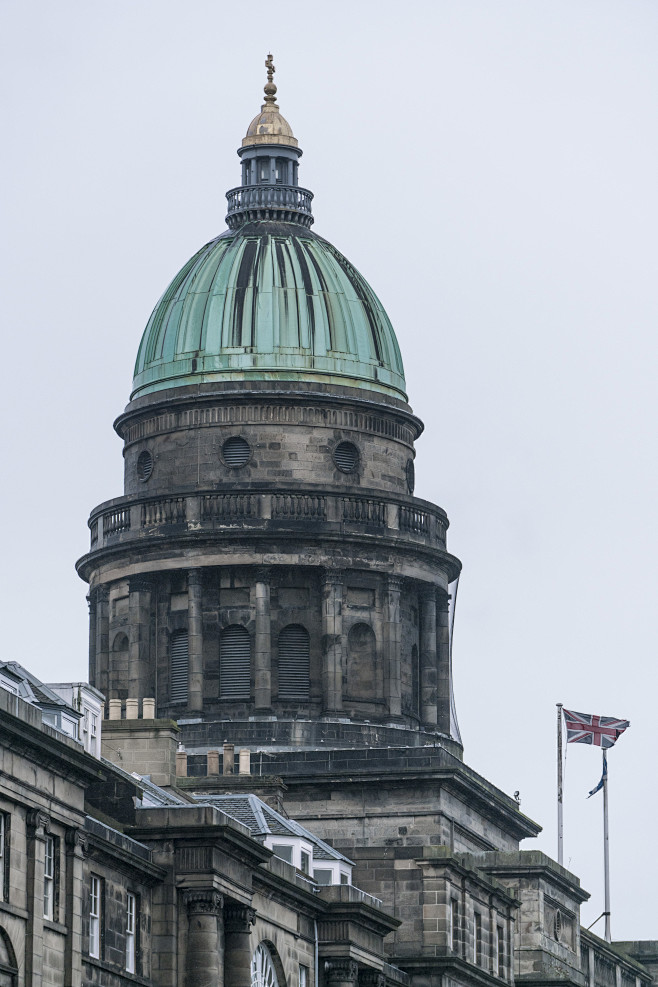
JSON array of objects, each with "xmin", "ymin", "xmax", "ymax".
[{"xmin": 264, "ymin": 53, "xmax": 277, "ymax": 105}]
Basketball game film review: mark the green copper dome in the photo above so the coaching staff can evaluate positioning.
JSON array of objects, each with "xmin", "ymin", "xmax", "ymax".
[{"xmin": 132, "ymin": 222, "xmax": 407, "ymax": 401}]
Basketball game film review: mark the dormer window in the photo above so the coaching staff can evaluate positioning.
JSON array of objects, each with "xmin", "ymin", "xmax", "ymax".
[{"xmin": 271, "ymin": 844, "xmax": 293, "ymax": 864}]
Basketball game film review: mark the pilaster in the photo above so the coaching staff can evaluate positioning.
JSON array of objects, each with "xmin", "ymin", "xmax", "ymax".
[
  {"xmin": 384, "ymin": 575, "xmax": 403, "ymax": 718},
  {"xmin": 254, "ymin": 568, "xmax": 272, "ymax": 710},
  {"xmin": 322, "ymin": 570, "xmax": 343, "ymax": 712},
  {"xmin": 419, "ymin": 585, "xmax": 438, "ymax": 728},
  {"xmin": 188, "ymin": 569, "xmax": 204, "ymax": 713},
  {"xmin": 94, "ymin": 586, "xmax": 110, "ymax": 700},
  {"xmin": 64, "ymin": 827, "xmax": 86, "ymax": 987},
  {"xmin": 26, "ymin": 809, "xmax": 50, "ymax": 987},
  {"xmin": 436, "ymin": 593, "xmax": 451, "ymax": 736},
  {"xmin": 129, "ymin": 577, "xmax": 152, "ymax": 701}
]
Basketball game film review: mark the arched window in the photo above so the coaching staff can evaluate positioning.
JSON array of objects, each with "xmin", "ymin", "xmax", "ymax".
[
  {"xmin": 170, "ymin": 630, "xmax": 188, "ymax": 704},
  {"xmin": 347, "ymin": 623, "xmax": 379, "ymax": 699},
  {"xmin": 0, "ymin": 927, "xmax": 18, "ymax": 986},
  {"xmin": 251, "ymin": 943, "xmax": 280, "ymax": 987},
  {"xmin": 277, "ymin": 624, "xmax": 310, "ymax": 700},
  {"xmin": 219, "ymin": 625, "xmax": 251, "ymax": 699}
]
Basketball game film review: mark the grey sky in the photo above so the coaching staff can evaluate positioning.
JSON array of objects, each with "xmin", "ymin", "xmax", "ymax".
[{"xmin": 1, "ymin": 0, "xmax": 656, "ymax": 939}]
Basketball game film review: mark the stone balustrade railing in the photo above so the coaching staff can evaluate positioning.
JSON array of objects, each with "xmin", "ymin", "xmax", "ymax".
[{"xmin": 87, "ymin": 488, "xmax": 448, "ymax": 554}]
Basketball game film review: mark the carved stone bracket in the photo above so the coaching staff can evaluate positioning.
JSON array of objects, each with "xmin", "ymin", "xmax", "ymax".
[
  {"xmin": 183, "ymin": 889, "xmax": 224, "ymax": 916},
  {"xmin": 65, "ymin": 827, "xmax": 88, "ymax": 857},
  {"xmin": 223, "ymin": 902, "xmax": 256, "ymax": 934},
  {"xmin": 26, "ymin": 810, "xmax": 50, "ymax": 838},
  {"xmin": 325, "ymin": 959, "xmax": 359, "ymax": 985}
]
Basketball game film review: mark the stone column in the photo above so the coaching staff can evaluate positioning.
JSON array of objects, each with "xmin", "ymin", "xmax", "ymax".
[
  {"xmin": 254, "ymin": 569, "xmax": 271, "ymax": 710},
  {"xmin": 419, "ymin": 585, "xmax": 438, "ymax": 728},
  {"xmin": 224, "ymin": 903, "xmax": 256, "ymax": 987},
  {"xmin": 26, "ymin": 810, "xmax": 50, "ymax": 987},
  {"xmin": 129, "ymin": 578, "xmax": 152, "ymax": 701},
  {"xmin": 64, "ymin": 828, "xmax": 86, "ymax": 986},
  {"xmin": 436, "ymin": 593, "xmax": 451, "ymax": 736},
  {"xmin": 188, "ymin": 569, "xmax": 204, "ymax": 713},
  {"xmin": 384, "ymin": 576, "xmax": 403, "ymax": 718},
  {"xmin": 183, "ymin": 889, "xmax": 224, "ymax": 987},
  {"xmin": 322, "ymin": 570, "xmax": 343, "ymax": 712},
  {"xmin": 94, "ymin": 586, "xmax": 110, "ymax": 700},
  {"xmin": 326, "ymin": 959, "xmax": 359, "ymax": 987}
]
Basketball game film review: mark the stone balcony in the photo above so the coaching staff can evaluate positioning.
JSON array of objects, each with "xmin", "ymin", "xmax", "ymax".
[{"xmin": 85, "ymin": 487, "xmax": 452, "ymax": 560}]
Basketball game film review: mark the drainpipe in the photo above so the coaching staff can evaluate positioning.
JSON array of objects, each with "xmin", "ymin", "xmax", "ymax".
[{"xmin": 314, "ymin": 919, "xmax": 319, "ymax": 987}]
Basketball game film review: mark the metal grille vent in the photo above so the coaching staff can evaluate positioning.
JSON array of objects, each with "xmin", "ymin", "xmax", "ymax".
[
  {"xmin": 170, "ymin": 630, "xmax": 188, "ymax": 704},
  {"xmin": 219, "ymin": 625, "xmax": 251, "ymax": 699},
  {"xmin": 334, "ymin": 441, "xmax": 359, "ymax": 473},
  {"xmin": 222, "ymin": 436, "xmax": 251, "ymax": 468},
  {"xmin": 278, "ymin": 624, "xmax": 310, "ymax": 700},
  {"xmin": 137, "ymin": 450, "xmax": 153, "ymax": 481}
]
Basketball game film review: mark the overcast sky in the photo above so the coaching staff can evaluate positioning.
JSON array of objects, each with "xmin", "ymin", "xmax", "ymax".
[{"xmin": 1, "ymin": 0, "xmax": 656, "ymax": 941}]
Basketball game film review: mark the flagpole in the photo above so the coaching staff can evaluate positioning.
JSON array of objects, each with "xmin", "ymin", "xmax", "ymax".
[
  {"xmin": 603, "ymin": 748, "xmax": 611, "ymax": 942},
  {"xmin": 557, "ymin": 703, "xmax": 563, "ymax": 866}
]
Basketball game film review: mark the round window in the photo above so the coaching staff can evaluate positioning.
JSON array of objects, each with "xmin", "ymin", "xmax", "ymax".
[
  {"xmin": 405, "ymin": 458, "xmax": 415, "ymax": 494},
  {"xmin": 333, "ymin": 441, "xmax": 359, "ymax": 473},
  {"xmin": 222, "ymin": 436, "xmax": 251, "ymax": 468},
  {"xmin": 137, "ymin": 450, "xmax": 153, "ymax": 481}
]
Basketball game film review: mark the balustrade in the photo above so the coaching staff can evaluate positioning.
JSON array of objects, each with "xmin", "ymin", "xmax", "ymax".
[
  {"xmin": 399, "ymin": 505, "xmax": 430, "ymax": 535},
  {"xmin": 342, "ymin": 497, "xmax": 387, "ymax": 526},
  {"xmin": 202, "ymin": 493, "xmax": 258, "ymax": 521},
  {"xmin": 271, "ymin": 493, "xmax": 326, "ymax": 520},
  {"xmin": 102, "ymin": 508, "xmax": 130, "ymax": 536},
  {"xmin": 141, "ymin": 498, "xmax": 186, "ymax": 526},
  {"xmin": 225, "ymin": 184, "xmax": 314, "ymax": 229},
  {"xmin": 90, "ymin": 490, "xmax": 448, "ymax": 553}
]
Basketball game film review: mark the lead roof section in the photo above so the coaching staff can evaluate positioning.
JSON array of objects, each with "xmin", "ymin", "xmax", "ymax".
[{"xmin": 132, "ymin": 222, "xmax": 406, "ymax": 402}]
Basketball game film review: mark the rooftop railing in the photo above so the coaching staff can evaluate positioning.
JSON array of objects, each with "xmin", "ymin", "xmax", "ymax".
[
  {"xmin": 86, "ymin": 488, "xmax": 449, "ymax": 556},
  {"xmin": 225, "ymin": 184, "xmax": 314, "ymax": 229}
]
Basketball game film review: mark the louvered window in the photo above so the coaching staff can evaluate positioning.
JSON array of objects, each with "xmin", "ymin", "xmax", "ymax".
[
  {"xmin": 170, "ymin": 630, "xmax": 189, "ymax": 704},
  {"xmin": 222, "ymin": 436, "xmax": 251, "ymax": 468},
  {"xmin": 219, "ymin": 625, "xmax": 251, "ymax": 699},
  {"xmin": 333, "ymin": 441, "xmax": 359, "ymax": 473},
  {"xmin": 278, "ymin": 624, "xmax": 310, "ymax": 700}
]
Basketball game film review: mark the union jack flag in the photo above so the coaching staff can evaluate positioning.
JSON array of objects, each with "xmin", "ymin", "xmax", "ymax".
[{"xmin": 563, "ymin": 709, "xmax": 630, "ymax": 748}]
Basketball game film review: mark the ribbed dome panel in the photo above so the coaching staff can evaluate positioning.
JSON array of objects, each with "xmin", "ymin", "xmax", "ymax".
[{"xmin": 132, "ymin": 223, "xmax": 406, "ymax": 401}]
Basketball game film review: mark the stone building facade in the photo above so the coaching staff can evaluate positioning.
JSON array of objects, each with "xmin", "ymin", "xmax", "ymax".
[{"xmin": 2, "ymin": 58, "xmax": 655, "ymax": 987}]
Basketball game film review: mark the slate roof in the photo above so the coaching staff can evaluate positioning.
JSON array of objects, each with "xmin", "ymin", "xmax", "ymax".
[
  {"xmin": 194, "ymin": 793, "xmax": 352, "ymax": 864},
  {"xmin": 0, "ymin": 661, "xmax": 79, "ymax": 716}
]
